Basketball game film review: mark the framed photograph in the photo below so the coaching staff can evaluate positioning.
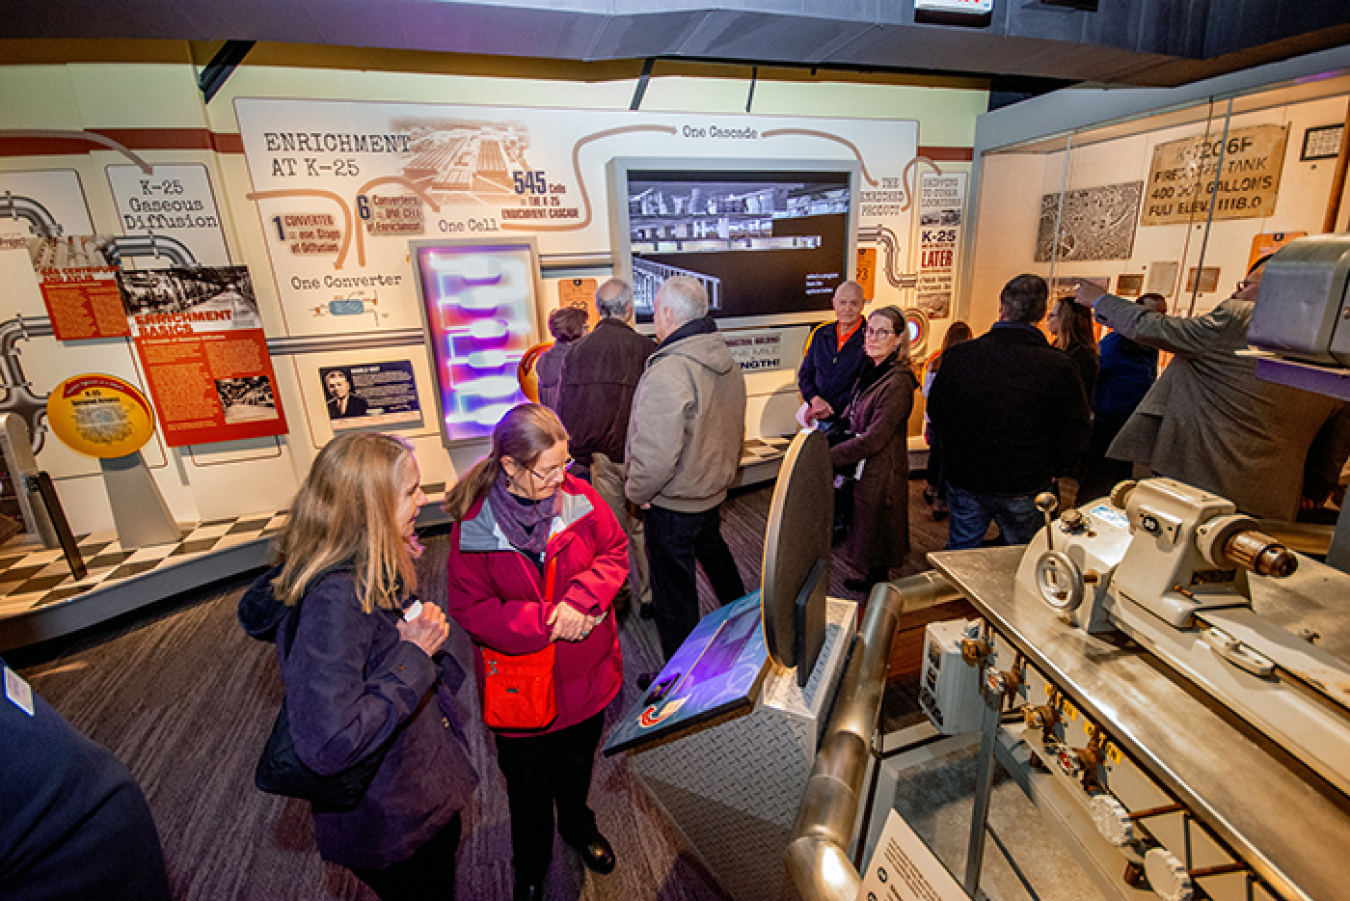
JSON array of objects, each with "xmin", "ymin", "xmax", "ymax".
[
  {"xmin": 1302, "ymin": 124, "xmax": 1343, "ymax": 162},
  {"xmin": 320, "ymin": 361, "xmax": 422, "ymax": 431},
  {"xmin": 1115, "ymin": 273, "xmax": 1144, "ymax": 297},
  {"xmin": 410, "ymin": 238, "xmax": 542, "ymax": 447},
  {"xmin": 1186, "ymin": 266, "xmax": 1221, "ymax": 294}
]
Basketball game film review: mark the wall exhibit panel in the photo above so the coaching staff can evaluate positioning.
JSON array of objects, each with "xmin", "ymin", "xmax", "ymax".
[
  {"xmin": 65, "ymin": 63, "xmax": 206, "ymax": 130},
  {"xmin": 0, "ymin": 51, "xmax": 986, "ymax": 528},
  {"xmin": 0, "ymin": 66, "xmax": 85, "ymax": 129}
]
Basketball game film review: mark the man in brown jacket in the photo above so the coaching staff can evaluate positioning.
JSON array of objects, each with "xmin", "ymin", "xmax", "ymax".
[
  {"xmin": 626, "ymin": 276, "xmax": 747, "ymax": 666},
  {"xmin": 556, "ymin": 278, "xmax": 655, "ymax": 614}
]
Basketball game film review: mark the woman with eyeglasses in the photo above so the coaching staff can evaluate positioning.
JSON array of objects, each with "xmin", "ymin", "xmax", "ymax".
[
  {"xmin": 443, "ymin": 403, "xmax": 627, "ymax": 901},
  {"xmin": 830, "ymin": 306, "xmax": 919, "ymax": 594}
]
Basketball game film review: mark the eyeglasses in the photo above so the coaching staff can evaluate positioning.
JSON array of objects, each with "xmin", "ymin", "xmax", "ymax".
[
  {"xmin": 865, "ymin": 327, "xmax": 895, "ymax": 338},
  {"xmin": 527, "ymin": 456, "xmax": 574, "ymax": 482}
]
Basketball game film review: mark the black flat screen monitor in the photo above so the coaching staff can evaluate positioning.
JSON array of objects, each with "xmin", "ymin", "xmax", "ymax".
[{"xmin": 607, "ymin": 158, "xmax": 860, "ymax": 328}]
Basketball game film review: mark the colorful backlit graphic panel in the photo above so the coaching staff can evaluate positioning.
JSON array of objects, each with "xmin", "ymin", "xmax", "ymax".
[{"xmin": 412, "ymin": 240, "xmax": 540, "ymax": 444}]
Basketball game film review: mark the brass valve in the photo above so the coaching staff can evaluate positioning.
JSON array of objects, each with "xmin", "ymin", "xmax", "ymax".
[
  {"xmin": 960, "ymin": 637, "xmax": 991, "ymax": 666},
  {"xmin": 1022, "ymin": 704, "xmax": 1059, "ymax": 731}
]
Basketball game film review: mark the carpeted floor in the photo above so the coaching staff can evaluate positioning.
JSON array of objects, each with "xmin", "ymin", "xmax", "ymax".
[{"xmin": 8, "ymin": 475, "xmax": 959, "ymax": 901}]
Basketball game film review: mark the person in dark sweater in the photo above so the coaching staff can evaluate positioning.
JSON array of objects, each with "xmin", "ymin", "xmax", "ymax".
[
  {"xmin": 0, "ymin": 657, "xmax": 171, "ymax": 901},
  {"xmin": 239, "ymin": 432, "xmax": 477, "ymax": 901},
  {"xmin": 798, "ymin": 280, "xmax": 868, "ymax": 431},
  {"xmin": 927, "ymin": 274, "xmax": 1091, "ymax": 549}
]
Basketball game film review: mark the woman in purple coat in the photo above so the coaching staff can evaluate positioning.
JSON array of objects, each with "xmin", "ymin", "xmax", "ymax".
[
  {"xmin": 830, "ymin": 305, "xmax": 919, "ymax": 594},
  {"xmin": 239, "ymin": 433, "xmax": 477, "ymax": 901}
]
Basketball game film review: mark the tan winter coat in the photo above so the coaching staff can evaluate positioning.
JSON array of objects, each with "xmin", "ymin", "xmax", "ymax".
[{"xmin": 625, "ymin": 330, "xmax": 747, "ymax": 513}]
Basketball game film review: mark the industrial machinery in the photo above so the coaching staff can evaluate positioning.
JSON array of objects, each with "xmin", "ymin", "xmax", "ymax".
[
  {"xmin": 1018, "ymin": 478, "xmax": 1350, "ymax": 799},
  {"xmin": 924, "ymin": 477, "xmax": 1350, "ymax": 901}
]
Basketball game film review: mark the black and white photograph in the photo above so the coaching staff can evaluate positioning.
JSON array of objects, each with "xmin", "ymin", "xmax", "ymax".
[{"xmin": 214, "ymin": 375, "xmax": 279, "ymax": 424}]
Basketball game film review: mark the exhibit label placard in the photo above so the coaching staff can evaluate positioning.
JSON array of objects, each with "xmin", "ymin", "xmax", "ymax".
[
  {"xmin": 25, "ymin": 236, "xmax": 130, "ymax": 340},
  {"xmin": 120, "ymin": 266, "xmax": 289, "ymax": 447},
  {"xmin": 857, "ymin": 809, "xmax": 969, "ymax": 901},
  {"xmin": 46, "ymin": 374, "xmax": 155, "ymax": 458},
  {"xmin": 320, "ymin": 360, "xmax": 421, "ymax": 430},
  {"xmin": 916, "ymin": 172, "xmax": 965, "ymax": 318},
  {"xmin": 1141, "ymin": 124, "xmax": 1289, "ymax": 226},
  {"xmin": 725, "ymin": 328, "xmax": 787, "ymax": 372}
]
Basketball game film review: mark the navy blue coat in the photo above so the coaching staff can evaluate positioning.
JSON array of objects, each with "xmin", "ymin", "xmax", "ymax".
[
  {"xmin": 798, "ymin": 320, "xmax": 867, "ymax": 418},
  {"xmin": 239, "ymin": 567, "xmax": 477, "ymax": 871},
  {"xmin": 0, "ymin": 659, "xmax": 170, "ymax": 900}
]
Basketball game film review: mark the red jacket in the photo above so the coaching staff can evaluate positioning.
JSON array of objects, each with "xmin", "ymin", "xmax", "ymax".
[{"xmin": 444, "ymin": 475, "xmax": 626, "ymax": 734}]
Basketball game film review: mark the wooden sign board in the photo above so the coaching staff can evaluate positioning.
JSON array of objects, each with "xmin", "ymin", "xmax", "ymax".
[{"xmin": 1141, "ymin": 125, "xmax": 1289, "ymax": 226}]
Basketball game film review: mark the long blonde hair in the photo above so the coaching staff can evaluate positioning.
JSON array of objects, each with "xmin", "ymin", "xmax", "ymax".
[
  {"xmin": 273, "ymin": 432, "xmax": 419, "ymax": 613},
  {"xmin": 444, "ymin": 404, "xmax": 569, "ymax": 521}
]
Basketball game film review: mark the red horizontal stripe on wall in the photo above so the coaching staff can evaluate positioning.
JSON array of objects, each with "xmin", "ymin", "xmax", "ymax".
[
  {"xmin": 918, "ymin": 146, "xmax": 974, "ymax": 162},
  {"xmin": 89, "ymin": 128, "xmax": 213, "ymax": 150},
  {"xmin": 0, "ymin": 137, "xmax": 98, "ymax": 157},
  {"xmin": 212, "ymin": 133, "xmax": 244, "ymax": 154}
]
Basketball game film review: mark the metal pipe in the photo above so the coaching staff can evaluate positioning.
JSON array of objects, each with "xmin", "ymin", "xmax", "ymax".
[{"xmin": 786, "ymin": 570, "xmax": 962, "ymax": 901}]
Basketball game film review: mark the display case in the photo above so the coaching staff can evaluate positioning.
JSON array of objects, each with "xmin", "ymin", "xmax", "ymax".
[{"xmin": 964, "ymin": 47, "xmax": 1350, "ymax": 328}]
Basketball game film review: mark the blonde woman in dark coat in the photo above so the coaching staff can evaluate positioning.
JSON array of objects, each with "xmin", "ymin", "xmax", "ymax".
[{"xmin": 830, "ymin": 306, "xmax": 918, "ymax": 593}]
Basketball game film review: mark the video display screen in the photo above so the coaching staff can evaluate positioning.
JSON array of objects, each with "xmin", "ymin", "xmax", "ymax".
[
  {"xmin": 410, "ymin": 240, "xmax": 539, "ymax": 445},
  {"xmin": 610, "ymin": 160, "xmax": 858, "ymax": 327}
]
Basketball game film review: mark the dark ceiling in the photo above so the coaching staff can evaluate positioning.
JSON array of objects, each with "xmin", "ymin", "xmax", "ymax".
[{"xmin": 8, "ymin": 0, "xmax": 1350, "ymax": 89}]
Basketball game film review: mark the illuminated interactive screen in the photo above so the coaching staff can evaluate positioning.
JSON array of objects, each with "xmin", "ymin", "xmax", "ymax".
[
  {"xmin": 602, "ymin": 591, "xmax": 769, "ymax": 756},
  {"xmin": 607, "ymin": 158, "xmax": 860, "ymax": 328},
  {"xmin": 410, "ymin": 239, "xmax": 542, "ymax": 445}
]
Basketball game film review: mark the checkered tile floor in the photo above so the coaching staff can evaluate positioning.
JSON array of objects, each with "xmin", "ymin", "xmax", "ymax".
[
  {"xmin": 740, "ymin": 436, "xmax": 793, "ymax": 468},
  {"xmin": 0, "ymin": 512, "xmax": 291, "ymax": 620},
  {"xmin": 0, "ymin": 441, "xmax": 789, "ymax": 626}
]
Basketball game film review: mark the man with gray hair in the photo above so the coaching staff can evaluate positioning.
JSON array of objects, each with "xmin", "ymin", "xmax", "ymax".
[
  {"xmin": 626, "ymin": 276, "xmax": 747, "ymax": 670},
  {"xmin": 557, "ymin": 277, "xmax": 656, "ymax": 614}
]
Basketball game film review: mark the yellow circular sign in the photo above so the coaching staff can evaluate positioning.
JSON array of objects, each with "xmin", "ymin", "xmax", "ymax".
[{"xmin": 47, "ymin": 374, "xmax": 156, "ymax": 458}]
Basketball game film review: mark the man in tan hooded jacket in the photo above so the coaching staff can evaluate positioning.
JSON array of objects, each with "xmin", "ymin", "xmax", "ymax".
[{"xmin": 626, "ymin": 276, "xmax": 747, "ymax": 664}]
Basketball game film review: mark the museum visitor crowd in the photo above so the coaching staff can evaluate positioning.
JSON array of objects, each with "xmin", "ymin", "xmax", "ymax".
[{"xmin": 9, "ymin": 259, "xmax": 1350, "ymax": 901}]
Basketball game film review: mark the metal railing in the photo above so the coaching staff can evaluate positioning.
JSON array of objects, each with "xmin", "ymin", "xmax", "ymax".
[{"xmin": 786, "ymin": 570, "xmax": 961, "ymax": 901}]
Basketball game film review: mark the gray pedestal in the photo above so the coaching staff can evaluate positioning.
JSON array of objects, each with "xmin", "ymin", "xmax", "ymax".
[
  {"xmin": 629, "ymin": 597, "xmax": 857, "ymax": 901},
  {"xmin": 100, "ymin": 452, "xmax": 180, "ymax": 547}
]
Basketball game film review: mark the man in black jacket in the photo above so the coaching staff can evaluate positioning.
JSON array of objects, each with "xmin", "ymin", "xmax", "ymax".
[
  {"xmin": 556, "ymin": 278, "xmax": 656, "ymax": 613},
  {"xmin": 927, "ymin": 274, "xmax": 1091, "ymax": 549}
]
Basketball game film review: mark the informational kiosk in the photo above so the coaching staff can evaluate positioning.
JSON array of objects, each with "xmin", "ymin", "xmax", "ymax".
[{"xmin": 604, "ymin": 429, "xmax": 857, "ymax": 901}]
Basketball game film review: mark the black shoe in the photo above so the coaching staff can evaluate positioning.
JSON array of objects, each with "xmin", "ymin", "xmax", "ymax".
[
  {"xmin": 843, "ymin": 576, "xmax": 874, "ymax": 594},
  {"xmin": 636, "ymin": 671, "xmax": 656, "ymax": 691},
  {"xmin": 513, "ymin": 878, "xmax": 543, "ymax": 900},
  {"xmin": 570, "ymin": 834, "xmax": 616, "ymax": 875},
  {"xmin": 638, "ymin": 602, "xmax": 655, "ymax": 620}
]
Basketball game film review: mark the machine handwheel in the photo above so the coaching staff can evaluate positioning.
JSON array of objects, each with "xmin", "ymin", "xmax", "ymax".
[{"xmin": 1034, "ymin": 550, "xmax": 1085, "ymax": 612}]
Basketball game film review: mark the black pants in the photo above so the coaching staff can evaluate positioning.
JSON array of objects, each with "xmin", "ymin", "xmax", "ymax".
[
  {"xmin": 494, "ymin": 712, "xmax": 605, "ymax": 884},
  {"xmin": 645, "ymin": 503, "xmax": 746, "ymax": 660},
  {"xmin": 353, "ymin": 812, "xmax": 461, "ymax": 901}
]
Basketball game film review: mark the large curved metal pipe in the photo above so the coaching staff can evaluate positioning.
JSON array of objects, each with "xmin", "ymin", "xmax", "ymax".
[
  {"xmin": 787, "ymin": 570, "xmax": 962, "ymax": 901},
  {"xmin": 106, "ymin": 234, "xmax": 199, "ymax": 268},
  {"xmin": 0, "ymin": 193, "xmax": 62, "ymax": 237}
]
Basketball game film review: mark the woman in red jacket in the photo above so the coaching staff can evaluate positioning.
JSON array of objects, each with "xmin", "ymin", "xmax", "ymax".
[{"xmin": 443, "ymin": 403, "xmax": 627, "ymax": 901}]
